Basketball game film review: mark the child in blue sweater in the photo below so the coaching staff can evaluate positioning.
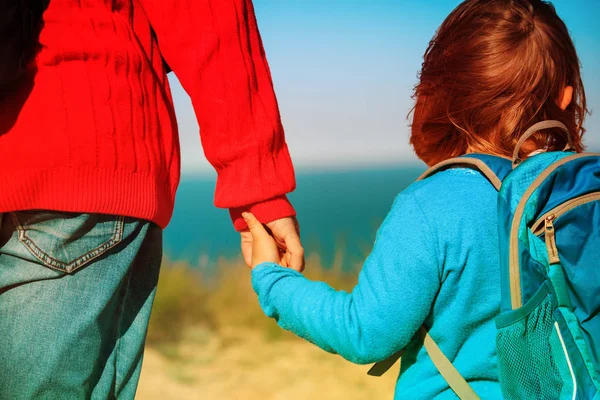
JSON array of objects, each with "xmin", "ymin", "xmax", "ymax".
[{"xmin": 244, "ymin": 0, "xmax": 587, "ymax": 398}]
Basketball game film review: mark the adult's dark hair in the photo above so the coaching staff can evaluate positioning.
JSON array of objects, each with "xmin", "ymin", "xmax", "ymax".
[{"xmin": 0, "ymin": 0, "xmax": 49, "ymax": 91}]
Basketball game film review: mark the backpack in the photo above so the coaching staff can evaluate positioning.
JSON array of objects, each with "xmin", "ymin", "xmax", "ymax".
[{"xmin": 368, "ymin": 120, "xmax": 600, "ymax": 400}]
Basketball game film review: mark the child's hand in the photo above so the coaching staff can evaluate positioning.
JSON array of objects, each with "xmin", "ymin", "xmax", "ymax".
[{"xmin": 242, "ymin": 212, "xmax": 288, "ymax": 269}]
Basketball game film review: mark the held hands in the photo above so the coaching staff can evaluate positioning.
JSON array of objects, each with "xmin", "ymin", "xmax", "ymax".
[{"xmin": 240, "ymin": 213, "xmax": 305, "ymax": 271}]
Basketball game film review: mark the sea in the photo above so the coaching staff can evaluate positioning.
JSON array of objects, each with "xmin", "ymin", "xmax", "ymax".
[{"xmin": 164, "ymin": 165, "xmax": 426, "ymax": 270}]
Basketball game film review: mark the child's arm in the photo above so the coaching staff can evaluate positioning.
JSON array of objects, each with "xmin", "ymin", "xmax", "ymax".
[{"xmin": 245, "ymin": 192, "xmax": 441, "ymax": 364}]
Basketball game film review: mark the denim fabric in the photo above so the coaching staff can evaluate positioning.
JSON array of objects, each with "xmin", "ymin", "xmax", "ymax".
[{"xmin": 0, "ymin": 211, "xmax": 162, "ymax": 399}]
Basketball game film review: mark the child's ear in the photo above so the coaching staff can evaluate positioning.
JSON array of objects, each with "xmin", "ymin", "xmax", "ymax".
[{"xmin": 559, "ymin": 86, "xmax": 573, "ymax": 110}]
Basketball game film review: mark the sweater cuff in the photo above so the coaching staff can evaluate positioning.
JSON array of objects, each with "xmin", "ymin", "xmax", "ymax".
[{"xmin": 229, "ymin": 195, "xmax": 296, "ymax": 232}]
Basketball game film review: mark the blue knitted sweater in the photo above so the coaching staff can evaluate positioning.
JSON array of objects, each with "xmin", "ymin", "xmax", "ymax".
[{"xmin": 251, "ymin": 169, "xmax": 503, "ymax": 399}]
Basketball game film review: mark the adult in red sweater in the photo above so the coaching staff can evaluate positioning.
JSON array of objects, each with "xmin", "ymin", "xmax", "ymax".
[{"xmin": 0, "ymin": 0, "xmax": 304, "ymax": 398}]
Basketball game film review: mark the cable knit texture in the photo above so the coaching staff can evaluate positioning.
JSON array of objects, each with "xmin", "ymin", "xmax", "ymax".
[
  {"xmin": 0, "ymin": 0, "xmax": 296, "ymax": 230},
  {"xmin": 252, "ymin": 169, "xmax": 504, "ymax": 399}
]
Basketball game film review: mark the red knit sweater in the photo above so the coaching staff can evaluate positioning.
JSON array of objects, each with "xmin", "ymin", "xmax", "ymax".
[{"xmin": 0, "ymin": 0, "xmax": 296, "ymax": 231}]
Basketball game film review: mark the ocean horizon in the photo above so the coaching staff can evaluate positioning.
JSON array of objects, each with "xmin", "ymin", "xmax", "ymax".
[{"xmin": 164, "ymin": 164, "xmax": 426, "ymax": 271}]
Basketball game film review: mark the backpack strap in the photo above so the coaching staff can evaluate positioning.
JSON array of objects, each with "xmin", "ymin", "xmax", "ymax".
[
  {"xmin": 368, "ymin": 328, "xmax": 481, "ymax": 399},
  {"xmin": 366, "ymin": 349, "xmax": 404, "ymax": 377},
  {"xmin": 417, "ymin": 154, "xmax": 512, "ymax": 191},
  {"xmin": 512, "ymin": 120, "xmax": 573, "ymax": 168},
  {"xmin": 419, "ymin": 327, "xmax": 481, "ymax": 400}
]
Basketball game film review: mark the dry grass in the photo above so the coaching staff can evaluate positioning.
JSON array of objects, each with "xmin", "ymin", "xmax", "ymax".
[
  {"xmin": 146, "ymin": 252, "xmax": 360, "ymax": 349},
  {"xmin": 137, "ymin": 253, "xmax": 399, "ymax": 399}
]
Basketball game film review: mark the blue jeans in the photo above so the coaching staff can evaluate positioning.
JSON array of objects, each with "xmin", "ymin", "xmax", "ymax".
[{"xmin": 0, "ymin": 211, "xmax": 162, "ymax": 399}]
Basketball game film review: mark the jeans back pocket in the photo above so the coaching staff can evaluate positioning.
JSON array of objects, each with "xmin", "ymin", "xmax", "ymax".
[{"xmin": 9, "ymin": 211, "xmax": 125, "ymax": 274}]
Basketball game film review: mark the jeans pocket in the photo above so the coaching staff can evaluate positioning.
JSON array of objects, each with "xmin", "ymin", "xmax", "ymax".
[{"xmin": 9, "ymin": 211, "xmax": 125, "ymax": 274}]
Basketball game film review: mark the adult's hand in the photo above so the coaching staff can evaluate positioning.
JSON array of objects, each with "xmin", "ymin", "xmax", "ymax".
[
  {"xmin": 240, "ymin": 215, "xmax": 305, "ymax": 272},
  {"xmin": 241, "ymin": 212, "xmax": 285, "ymax": 268}
]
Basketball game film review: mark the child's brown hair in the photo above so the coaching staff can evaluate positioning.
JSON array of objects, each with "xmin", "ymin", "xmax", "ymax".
[{"xmin": 410, "ymin": 0, "xmax": 588, "ymax": 166}]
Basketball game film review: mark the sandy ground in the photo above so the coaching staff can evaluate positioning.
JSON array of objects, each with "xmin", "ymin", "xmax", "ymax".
[{"xmin": 137, "ymin": 328, "xmax": 398, "ymax": 400}]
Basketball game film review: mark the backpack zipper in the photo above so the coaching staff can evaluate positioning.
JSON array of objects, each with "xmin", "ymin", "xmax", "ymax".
[
  {"xmin": 531, "ymin": 192, "xmax": 600, "ymax": 236},
  {"xmin": 509, "ymin": 153, "xmax": 600, "ymax": 309},
  {"xmin": 544, "ymin": 215, "xmax": 560, "ymax": 265}
]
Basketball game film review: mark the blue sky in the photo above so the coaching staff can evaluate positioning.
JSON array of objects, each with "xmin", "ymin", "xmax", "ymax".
[{"xmin": 171, "ymin": 0, "xmax": 600, "ymax": 173}]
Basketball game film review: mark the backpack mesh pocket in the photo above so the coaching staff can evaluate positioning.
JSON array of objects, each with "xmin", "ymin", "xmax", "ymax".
[{"xmin": 496, "ymin": 293, "xmax": 563, "ymax": 399}]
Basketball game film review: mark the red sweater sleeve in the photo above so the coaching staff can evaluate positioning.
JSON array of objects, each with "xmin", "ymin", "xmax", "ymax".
[{"xmin": 139, "ymin": 0, "xmax": 296, "ymax": 231}]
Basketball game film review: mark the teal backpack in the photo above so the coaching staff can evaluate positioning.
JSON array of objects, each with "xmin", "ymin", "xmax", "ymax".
[{"xmin": 369, "ymin": 120, "xmax": 600, "ymax": 400}]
